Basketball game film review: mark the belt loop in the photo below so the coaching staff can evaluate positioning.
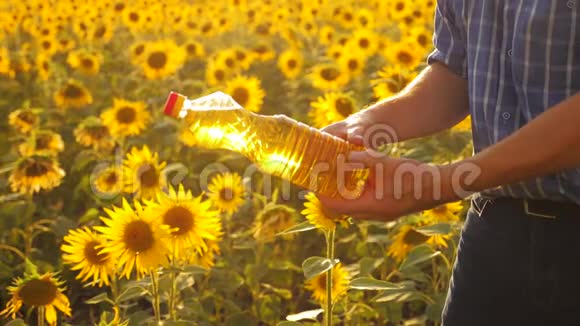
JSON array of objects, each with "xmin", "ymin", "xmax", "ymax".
[{"xmin": 523, "ymin": 199, "xmax": 557, "ymax": 219}]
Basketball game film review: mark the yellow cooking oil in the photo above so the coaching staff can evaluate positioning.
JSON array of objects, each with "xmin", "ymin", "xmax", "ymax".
[{"xmin": 164, "ymin": 91, "xmax": 368, "ymax": 198}]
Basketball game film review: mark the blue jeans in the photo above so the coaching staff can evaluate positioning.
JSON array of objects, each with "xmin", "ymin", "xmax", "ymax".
[{"xmin": 442, "ymin": 196, "xmax": 580, "ymax": 326}]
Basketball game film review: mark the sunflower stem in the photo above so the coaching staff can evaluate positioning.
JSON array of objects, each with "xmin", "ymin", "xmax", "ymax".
[
  {"xmin": 111, "ymin": 273, "xmax": 121, "ymax": 322},
  {"xmin": 37, "ymin": 305, "xmax": 45, "ymax": 326},
  {"xmin": 325, "ymin": 229, "xmax": 335, "ymax": 326},
  {"xmin": 169, "ymin": 243, "xmax": 178, "ymax": 321},
  {"xmin": 149, "ymin": 270, "xmax": 161, "ymax": 323}
]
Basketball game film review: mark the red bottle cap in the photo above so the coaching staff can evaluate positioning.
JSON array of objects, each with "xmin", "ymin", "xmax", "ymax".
[{"xmin": 163, "ymin": 91, "xmax": 185, "ymax": 118}]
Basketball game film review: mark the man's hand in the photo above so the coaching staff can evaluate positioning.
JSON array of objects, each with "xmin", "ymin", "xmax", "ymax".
[
  {"xmin": 319, "ymin": 150, "xmax": 458, "ymax": 221},
  {"xmin": 322, "ymin": 107, "xmax": 384, "ymax": 148}
]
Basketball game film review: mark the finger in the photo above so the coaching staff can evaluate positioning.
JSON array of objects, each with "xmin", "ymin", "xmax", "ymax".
[
  {"xmin": 321, "ymin": 121, "xmax": 348, "ymax": 140},
  {"xmin": 347, "ymin": 150, "xmax": 385, "ymax": 166}
]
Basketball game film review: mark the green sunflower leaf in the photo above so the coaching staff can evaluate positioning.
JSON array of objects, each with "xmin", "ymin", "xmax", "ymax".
[
  {"xmin": 285, "ymin": 308, "xmax": 323, "ymax": 322},
  {"xmin": 302, "ymin": 256, "xmax": 339, "ymax": 280},
  {"xmin": 277, "ymin": 221, "xmax": 316, "ymax": 236},
  {"xmin": 349, "ymin": 277, "xmax": 406, "ymax": 291}
]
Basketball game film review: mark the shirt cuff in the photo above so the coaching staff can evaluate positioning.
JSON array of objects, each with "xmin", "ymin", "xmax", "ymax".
[{"xmin": 427, "ymin": 49, "xmax": 468, "ymax": 79}]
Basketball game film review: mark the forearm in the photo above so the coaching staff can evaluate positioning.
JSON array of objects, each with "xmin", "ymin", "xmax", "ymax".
[
  {"xmin": 366, "ymin": 63, "xmax": 470, "ymax": 141},
  {"xmin": 449, "ymin": 92, "xmax": 580, "ymax": 196}
]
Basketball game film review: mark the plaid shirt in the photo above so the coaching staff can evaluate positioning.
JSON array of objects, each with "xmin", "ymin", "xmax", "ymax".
[{"xmin": 428, "ymin": 0, "xmax": 580, "ymax": 203}]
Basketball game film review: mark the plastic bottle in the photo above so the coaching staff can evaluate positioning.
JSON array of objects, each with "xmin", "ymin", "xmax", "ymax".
[{"xmin": 163, "ymin": 91, "xmax": 368, "ymax": 198}]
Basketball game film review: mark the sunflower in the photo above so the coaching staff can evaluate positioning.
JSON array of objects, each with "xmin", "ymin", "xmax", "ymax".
[
  {"xmin": 37, "ymin": 36, "xmax": 59, "ymax": 56},
  {"xmin": 214, "ymin": 49, "xmax": 239, "ymax": 72},
  {"xmin": 355, "ymin": 8, "xmax": 376, "ymax": 29},
  {"xmin": 36, "ymin": 53, "xmax": 51, "ymax": 80},
  {"xmin": 100, "ymin": 98, "xmax": 150, "ymax": 138},
  {"xmin": 319, "ymin": 25, "xmax": 335, "ymax": 45},
  {"xmin": 325, "ymin": 44, "xmax": 344, "ymax": 61},
  {"xmin": 388, "ymin": 0, "xmax": 412, "ymax": 21},
  {"xmin": 372, "ymin": 66, "xmax": 417, "ymax": 100},
  {"xmin": 278, "ymin": 48, "xmax": 304, "ymax": 80},
  {"xmin": 122, "ymin": 7, "xmax": 144, "ymax": 32},
  {"xmin": 452, "ymin": 115, "xmax": 472, "ymax": 132},
  {"xmin": 423, "ymin": 201, "xmax": 463, "ymax": 223},
  {"xmin": 232, "ymin": 46, "xmax": 254, "ymax": 70},
  {"xmin": 53, "ymin": 79, "xmax": 93, "ymax": 109},
  {"xmin": 407, "ymin": 27, "xmax": 433, "ymax": 51},
  {"xmin": 123, "ymin": 145, "xmax": 167, "ymax": 199},
  {"xmin": 189, "ymin": 240, "xmax": 221, "ymax": 269},
  {"xmin": 205, "ymin": 60, "xmax": 230, "ymax": 87},
  {"xmin": 309, "ymin": 63, "xmax": 350, "ymax": 91},
  {"xmin": 0, "ymin": 272, "xmax": 71, "ymax": 326},
  {"xmin": 138, "ymin": 40, "xmax": 186, "ymax": 80},
  {"xmin": 92, "ymin": 166, "xmax": 123, "ymax": 197},
  {"xmin": 61, "ymin": 227, "xmax": 115, "ymax": 287},
  {"xmin": 225, "ymin": 75, "xmax": 265, "ymax": 113},
  {"xmin": 252, "ymin": 204, "xmax": 297, "ymax": 242},
  {"xmin": 348, "ymin": 29, "xmax": 379, "ymax": 56},
  {"xmin": 386, "ymin": 41, "xmax": 422, "ymax": 70},
  {"xmin": 129, "ymin": 41, "xmax": 147, "ymax": 65},
  {"xmin": 9, "ymin": 156, "xmax": 65, "ymax": 194},
  {"xmin": 338, "ymin": 8, "xmax": 356, "ymax": 29},
  {"xmin": 67, "ymin": 50, "xmax": 102, "ymax": 75},
  {"xmin": 96, "ymin": 199, "xmax": 171, "ymax": 279},
  {"xmin": 207, "ymin": 172, "xmax": 245, "ymax": 214},
  {"xmin": 387, "ymin": 224, "xmax": 430, "ymax": 262},
  {"xmin": 309, "ymin": 92, "xmax": 358, "ymax": 128},
  {"xmin": 74, "ymin": 116, "xmax": 115, "ymax": 151},
  {"xmin": 18, "ymin": 130, "xmax": 64, "ymax": 157},
  {"xmin": 250, "ymin": 42, "xmax": 276, "ymax": 62},
  {"xmin": 305, "ymin": 263, "xmax": 350, "ymax": 305},
  {"xmin": 57, "ymin": 37, "xmax": 76, "ymax": 53},
  {"xmin": 8, "ymin": 108, "xmax": 39, "ymax": 134},
  {"xmin": 338, "ymin": 48, "xmax": 366, "ymax": 78},
  {"xmin": 149, "ymin": 184, "xmax": 223, "ymax": 258},
  {"xmin": 183, "ymin": 40, "xmax": 205, "ymax": 60},
  {"xmin": 301, "ymin": 192, "xmax": 349, "ymax": 232}
]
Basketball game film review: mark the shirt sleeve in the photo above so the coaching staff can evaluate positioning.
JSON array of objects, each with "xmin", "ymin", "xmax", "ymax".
[{"xmin": 427, "ymin": 0, "xmax": 467, "ymax": 79}]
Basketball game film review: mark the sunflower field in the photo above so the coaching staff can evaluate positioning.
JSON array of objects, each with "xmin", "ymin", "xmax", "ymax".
[{"xmin": 0, "ymin": 0, "xmax": 474, "ymax": 325}]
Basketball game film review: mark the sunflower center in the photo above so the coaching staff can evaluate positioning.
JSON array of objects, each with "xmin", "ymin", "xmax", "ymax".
[
  {"xmin": 214, "ymin": 69, "xmax": 225, "ymax": 81},
  {"xmin": 235, "ymin": 50, "xmax": 246, "ymax": 61},
  {"xmin": 225, "ymin": 57, "xmax": 235, "ymax": 68},
  {"xmin": 18, "ymin": 112, "xmax": 36, "ymax": 124},
  {"xmin": 84, "ymin": 240, "xmax": 108, "ymax": 265},
  {"xmin": 317, "ymin": 273, "xmax": 328, "ymax": 290},
  {"xmin": 387, "ymin": 81, "xmax": 400, "ymax": 93},
  {"xmin": 395, "ymin": 2, "xmax": 405, "ymax": 11},
  {"xmin": 123, "ymin": 220, "xmax": 154, "ymax": 252},
  {"xmin": 163, "ymin": 206, "xmax": 195, "ymax": 236},
  {"xmin": 41, "ymin": 40, "xmax": 51, "ymax": 50},
  {"xmin": 87, "ymin": 125, "xmax": 110, "ymax": 140},
  {"xmin": 63, "ymin": 84, "xmax": 84, "ymax": 98},
  {"xmin": 343, "ymin": 12, "xmax": 353, "ymax": 21},
  {"xmin": 42, "ymin": 61, "xmax": 49, "ymax": 70},
  {"xmin": 129, "ymin": 12, "xmax": 139, "ymax": 22},
  {"xmin": 148, "ymin": 51, "xmax": 167, "ymax": 69},
  {"xmin": 219, "ymin": 187, "xmax": 234, "ymax": 202},
  {"xmin": 254, "ymin": 45, "xmax": 268, "ymax": 54},
  {"xmin": 432, "ymin": 205, "xmax": 448, "ymax": 215},
  {"xmin": 359, "ymin": 38, "xmax": 370, "ymax": 49},
  {"xmin": 35, "ymin": 134, "xmax": 52, "ymax": 150},
  {"xmin": 201, "ymin": 22, "xmax": 213, "ymax": 34},
  {"xmin": 186, "ymin": 44, "xmax": 197, "ymax": 55},
  {"xmin": 24, "ymin": 161, "xmax": 49, "ymax": 177},
  {"xmin": 417, "ymin": 34, "xmax": 428, "ymax": 47},
  {"xmin": 347, "ymin": 59, "xmax": 358, "ymax": 71},
  {"xmin": 335, "ymin": 98, "xmax": 354, "ymax": 117},
  {"xmin": 116, "ymin": 106, "xmax": 137, "ymax": 124},
  {"xmin": 19, "ymin": 279, "xmax": 58, "ymax": 306},
  {"xmin": 134, "ymin": 44, "xmax": 145, "ymax": 56},
  {"xmin": 402, "ymin": 229, "xmax": 429, "ymax": 245},
  {"xmin": 397, "ymin": 51, "xmax": 412, "ymax": 64},
  {"xmin": 139, "ymin": 164, "xmax": 159, "ymax": 188},
  {"xmin": 94, "ymin": 26, "xmax": 106, "ymax": 38},
  {"xmin": 104, "ymin": 171, "xmax": 119, "ymax": 185},
  {"xmin": 81, "ymin": 58, "xmax": 94, "ymax": 69},
  {"xmin": 287, "ymin": 59, "xmax": 297, "ymax": 69},
  {"xmin": 320, "ymin": 67, "xmax": 340, "ymax": 81},
  {"xmin": 232, "ymin": 87, "xmax": 249, "ymax": 107}
]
